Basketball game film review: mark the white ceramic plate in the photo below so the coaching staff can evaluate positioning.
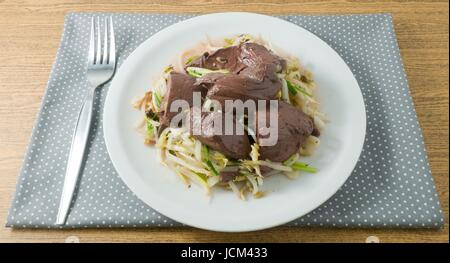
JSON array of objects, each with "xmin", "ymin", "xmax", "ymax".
[{"xmin": 103, "ymin": 12, "xmax": 366, "ymax": 232}]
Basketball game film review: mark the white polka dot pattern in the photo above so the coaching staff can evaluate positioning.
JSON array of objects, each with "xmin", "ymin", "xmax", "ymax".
[{"xmin": 6, "ymin": 13, "xmax": 444, "ymax": 229}]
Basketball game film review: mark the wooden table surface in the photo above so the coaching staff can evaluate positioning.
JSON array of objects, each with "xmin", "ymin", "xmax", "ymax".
[{"xmin": 0, "ymin": 0, "xmax": 448, "ymax": 243}]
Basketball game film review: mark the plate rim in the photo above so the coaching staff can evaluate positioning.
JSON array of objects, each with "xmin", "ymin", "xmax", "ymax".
[{"xmin": 103, "ymin": 12, "xmax": 367, "ymax": 232}]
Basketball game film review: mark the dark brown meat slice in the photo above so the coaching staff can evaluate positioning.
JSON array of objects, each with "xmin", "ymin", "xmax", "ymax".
[
  {"xmin": 219, "ymin": 171, "xmax": 239, "ymax": 183},
  {"xmin": 259, "ymin": 166, "xmax": 273, "ymax": 176},
  {"xmin": 238, "ymin": 42, "xmax": 285, "ymax": 82},
  {"xmin": 256, "ymin": 101, "xmax": 314, "ymax": 162},
  {"xmin": 195, "ymin": 73, "xmax": 281, "ymax": 106},
  {"xmin": 187, "ymin": 109, "xmax": 251, "ymax": 160},
  {"xmin": 185, "ymin": 45, "xmax": 245, "ymax": 73},
  {"xmin": 312, "ymin": 125, "xmax": 321, "ymax": 137},
  {"xmin": 158, "ymin": 72, "xmax": 206, "ymax": 129}
]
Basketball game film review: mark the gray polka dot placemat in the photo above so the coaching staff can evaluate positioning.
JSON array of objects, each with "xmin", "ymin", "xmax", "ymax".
[{"xmin": 6, "ymin": 13, "xmax": 444, "ymax": 229}]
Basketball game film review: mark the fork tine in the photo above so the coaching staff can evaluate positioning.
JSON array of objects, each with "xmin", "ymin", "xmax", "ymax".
[
  {"xmin": 103, "ymin": 17, "xmax": 109, "ymax": 64},
  {"xmin": 88, "ymin": 17, "xmax": 95, "ymax": 64},
  {"xmin": 95, "ymin": 17, "xmax": 102, "ymax": 64},
  {"xmin": 108, "ymin": 17, "xmax": 116, "ymax": 66}
]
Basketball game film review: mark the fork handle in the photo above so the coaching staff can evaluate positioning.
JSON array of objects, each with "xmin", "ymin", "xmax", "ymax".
[{"xmin": 56, "ymin": 87, "xmax": 96, "ymax": 225}]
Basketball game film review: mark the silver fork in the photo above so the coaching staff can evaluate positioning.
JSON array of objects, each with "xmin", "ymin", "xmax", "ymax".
[{"xmin": 56, "ymin": 16, "xmax": 116, "ymax": 225}]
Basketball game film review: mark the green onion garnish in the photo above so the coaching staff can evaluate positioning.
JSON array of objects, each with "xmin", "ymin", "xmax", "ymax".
[
  {"xmin": 206, "ymin": 160, "xmax": 219, "ymax": 176},
  {"xmin": 186, "ymin": 67, "xmax": 229, "ymax": 78},
  {"xmin": 203, "ymin": 145, "xmax": 219, "ymax": 176},
  {"xmin": 185, "ymin": 56, "xmax": 196, "ymax": 65},
  {"xmin": 164, "ymin": 65, "xmax": 174, "ymax": 73},
  {"xmin": 291, "ymin": 162, "xmax": 317, "ymax": 173},
  {"xmin": 286, "ymin": 80, "xmax": 313, "ymax": 97},
  {"xmin": 202, "ymin": 144, "xmax": 209, "ymax": 157},
  {"xmin": 186, "ymin": 67, "xmax": 202, "ymax": 78},
  {"xmin": 224, "ymin": 38, "xmax": 234, "ymax": 47},
  {"xmin": 154, "ymin": 91, "xmax": 162, "ymax": 107},
  {"xmin": 194, "ymin": 172, "xmax": 208, "ymax": 183},
  {"xmin": 283, "ymin": 154, "xmax": 297, "ymax": 166},
  {"xmin": 286, "ymin": 80, "xmax": 298, "ymax": 95},
  {"xmin": 146, "ymin": 118, "xmax": 153, "ymax": 136}
]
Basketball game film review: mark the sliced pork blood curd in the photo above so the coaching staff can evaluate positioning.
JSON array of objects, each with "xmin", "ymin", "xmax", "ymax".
[{"xmin": 135, "ymin": 35, "xmax": 325, "ymax": 199}]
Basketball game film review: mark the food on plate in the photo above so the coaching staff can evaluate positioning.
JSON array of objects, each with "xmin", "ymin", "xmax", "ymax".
[{"xmin": 134, "ymin": 34, "xmax": 327, "ymax": 199}]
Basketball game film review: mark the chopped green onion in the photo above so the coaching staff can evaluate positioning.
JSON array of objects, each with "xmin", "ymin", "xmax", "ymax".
[
  {"xmin": 185, "ymin": 56, "xmax": 196, "ymax": 65},
  {"xmin": 224, "ymin": 38, "xmax": 234, "ymax": 44},
  {"xmin": 283, "ymin": 153, "xmax": 298, "ymax": 166},
  {"xmin": 164, "ymin": 65, "xmax": 174, "ymax": 73},
  {"xmin": 186, "ymin": 67, "xmax": 229, "ymax": 78},
  {"xmin": 202, "ymin": 144, "xmax": 209, "ymax": 158},
  {"xmin": 194, "ymin": 172, "xmax": 208, "ymax": 183},
  {"xmin": 206, "ymin": 160, "xmax": 219, "ymax": 176},
  {"xmin": 154, "ymin": 91, "xmax": 162, "ymax": 107},
  {"xmin": 224, "ymin": 38, "xmax": 234, "ymax": 47},
  {"xmin": 286, "ymin": 79, "xmax": 313, "ymax": 97},
  {"xmin": 146, "ymin": 118, "xmax": 153, "ymax": 136},
  {"xmin": 291, "ymin": 162, "xmax": 317, "ymax": 173},
  {"xmin": 186, "ymin": 67, "xmax": 202, "ymax": 78},
  {"xmin": 286, "ymin": 80, "xmax": 298, "ymax": 95},
  {"xmin": 202, "ymin": 145, "xmax": 219, "ymax": 176}
]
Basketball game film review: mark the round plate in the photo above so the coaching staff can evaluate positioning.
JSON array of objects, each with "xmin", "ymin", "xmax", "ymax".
[{"xmin": 103, "ymin": 12, "xmax": 366, "ymax": 232}]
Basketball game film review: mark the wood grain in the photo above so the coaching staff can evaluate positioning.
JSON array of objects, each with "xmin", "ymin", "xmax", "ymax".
[{"xmin": 0, "ymin": 0, "xmax": 448, "ymax": 243}]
